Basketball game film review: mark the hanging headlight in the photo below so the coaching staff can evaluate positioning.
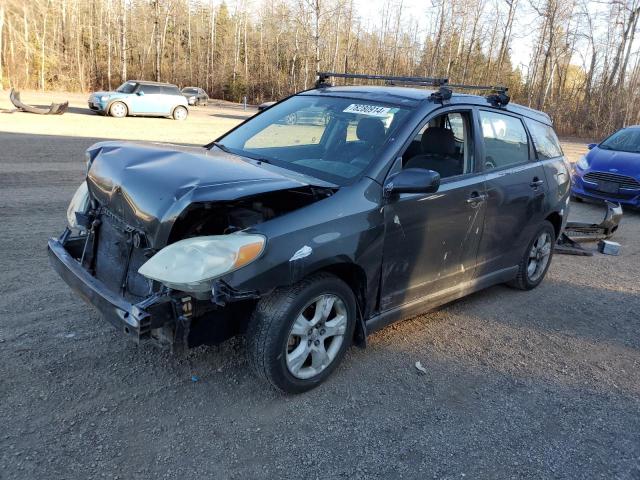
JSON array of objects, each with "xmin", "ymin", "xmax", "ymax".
[
  {"xmin": 66, "ymin": 182, "xmax": 90, "ymax": 229},
  {"xmin": 138, "ymin": 233, "xmax": 266, "ymax": 293}
]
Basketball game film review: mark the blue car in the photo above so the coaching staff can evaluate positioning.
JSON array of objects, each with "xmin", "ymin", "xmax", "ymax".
[
  {"xmin": 572, "ymin": 126, "xmax": 640, "ymax": 208},
  {"xmin": 88, "ymin": 80, "xmax": 189, "ymax": 120}
]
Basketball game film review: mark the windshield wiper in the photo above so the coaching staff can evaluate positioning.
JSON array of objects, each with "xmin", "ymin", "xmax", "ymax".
[{"xmin": 212, "ymin": 141, "xmax": 232, "ymax": 153}]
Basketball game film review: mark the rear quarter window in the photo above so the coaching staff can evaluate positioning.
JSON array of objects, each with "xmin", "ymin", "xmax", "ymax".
[{"xmin": 525, "ymin": 119, "xmax": 563, "ymax": 159}]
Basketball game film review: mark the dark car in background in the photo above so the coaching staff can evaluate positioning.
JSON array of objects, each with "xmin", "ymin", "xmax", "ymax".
[
  {"xmin": 572, "ymin": 126, "xmax": 640, "ymax": 208},
  {"xmin": 181, "ymin": 87, "xmax": 209, "ymax": 106},
  {"xmin": 88, "ymin": 80, "xmax": 189, "ymax": 120},
  {"xmin": 51, "ymin": 72, "xmax": 570, "ymax": 393}
]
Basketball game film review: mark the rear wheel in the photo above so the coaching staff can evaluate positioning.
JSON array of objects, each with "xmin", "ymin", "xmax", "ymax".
[
  {"xmin": 508, "ymin": 220, "xmax": 556, "ymax": 290},
  {"xmin": 172, "ymin": 106, "xmax": 188, "ymax": 120},
  {"xmin": 246, "ymin": 273, "xmax": 356, "ymax": 394},
  {"xmin": 109, "ymin": 101, "xmax": 127, "ymax": 118}
]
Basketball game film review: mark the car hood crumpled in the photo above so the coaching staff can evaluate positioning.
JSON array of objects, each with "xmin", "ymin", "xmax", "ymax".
[{"xmin": 85, "ymin": 141, "xmax": 312, "ymax": 247}]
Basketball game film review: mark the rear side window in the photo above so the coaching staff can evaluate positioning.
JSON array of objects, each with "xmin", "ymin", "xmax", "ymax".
[
  {"xmin": 479, "ymin": 111, "xmax": 529, "ymax": 169},
  {"xmin": 140, "ymin": 84, "xmax": 161, "ymax": 94},
  {"xmin": 163, "ymin": 86, "xmax": 181, "ymax": 95},
  {"xmin": 525, "ymin": 119, "xmax": 563, "ymax": 159}
]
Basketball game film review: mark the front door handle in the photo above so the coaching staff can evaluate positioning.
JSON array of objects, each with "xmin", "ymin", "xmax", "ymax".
[
  {"xmin": 466, "ymin": 192, "xmax": 487, "ymax": 205},
  {"xmin": 530, "ymin": 177, "xmax": 545, "ymax": 188}
]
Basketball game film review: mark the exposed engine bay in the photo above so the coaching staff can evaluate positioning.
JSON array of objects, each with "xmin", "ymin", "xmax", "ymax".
[{"xmin": 168, "ymin": 187, "xmax": 334, "ymax": 243}]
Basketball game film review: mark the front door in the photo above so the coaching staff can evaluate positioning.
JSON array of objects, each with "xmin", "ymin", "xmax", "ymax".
[
  {"xmin": 129, "ymin": 84, "xmax": 167, "ymax": 115},
  {"xmin": 380, "ymin": 109, "xmax": 487, "ymax": 310}
]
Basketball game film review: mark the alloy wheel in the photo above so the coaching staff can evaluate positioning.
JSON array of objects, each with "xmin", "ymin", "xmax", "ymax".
[
  {"xmin": 285, "ymin": 294, "xmax": 348, "ymax": 380},
  {"xmin": 527, "ymin": 232, "xmax": 552, "ymax": 282}
]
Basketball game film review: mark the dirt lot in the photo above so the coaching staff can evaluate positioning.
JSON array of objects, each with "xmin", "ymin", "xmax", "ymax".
[{"xmin": 1, "ymin": 91, "xmax": 639, "ymax": 479}]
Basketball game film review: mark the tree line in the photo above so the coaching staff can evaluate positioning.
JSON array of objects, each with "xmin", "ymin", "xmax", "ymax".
[{"xmin": 0, "ymin": 0, "xmax": 638, "ymax": 138}]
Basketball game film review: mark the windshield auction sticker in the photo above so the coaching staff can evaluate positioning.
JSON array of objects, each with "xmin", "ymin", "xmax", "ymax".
[{"xmin": 343, "ymin": 104, "xmax": 391, "ymax": 117}]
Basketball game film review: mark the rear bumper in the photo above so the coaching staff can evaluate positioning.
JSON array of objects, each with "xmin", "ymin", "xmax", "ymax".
[{"xmin": 47, "ymin": 237, "xmax": 175, "ymax": 341}]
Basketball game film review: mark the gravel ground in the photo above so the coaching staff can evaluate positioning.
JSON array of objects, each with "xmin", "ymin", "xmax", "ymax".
[{"xmin": 1, "ymin": 93, "xmax": 639, "ymax": 479}]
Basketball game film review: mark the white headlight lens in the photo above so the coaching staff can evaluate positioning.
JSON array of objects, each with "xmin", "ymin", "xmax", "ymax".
[
  {"xmin": 67, "ymin": 182, "xmax": 90, "ymax": 229},
  {"xmin": 576, "ymin": 155, "xmax": 589, "ymax": 170},
  {"xmin": 100, "ymin": 95, "xmax": 109, "ymax": 101},
  {"xmin": 138, "ymin": 233, "xmax": 266, "ymax": 293}
]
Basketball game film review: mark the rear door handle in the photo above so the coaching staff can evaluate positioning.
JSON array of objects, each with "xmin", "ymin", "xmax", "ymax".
[
  {"xmin": 530, "ymin": 178, "xmax": 545, "ymax": 188},
  {"xmin": 466, "ymin": 192, "xmax": 488, "ymax": 205}
]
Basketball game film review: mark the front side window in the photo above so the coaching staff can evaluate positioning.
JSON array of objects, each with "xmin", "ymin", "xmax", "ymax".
[
  {"xmin": 217, "ymin": 95, "xmax": 412, "ymax": 185},
  {"xmin": 525, "ymin": 119, "xmax": 563, "ymax": 159},
  {"xmin": 600, "ymin": 128, "xmax": 640, "ymax": 153},
  {"xmin": 140, "ymin": 84, "xmax": 162, "ymax": 94},
  {"xmin": 480, "ymin": 110, "xmax": 529, "ymax": 169},
  {"xmin": 116, "ymin": 81, "xmax": 137, "ymax": 94},
  {"xmin": 402, "ymin": 111, "xmax": 473, "ymax": 179}
]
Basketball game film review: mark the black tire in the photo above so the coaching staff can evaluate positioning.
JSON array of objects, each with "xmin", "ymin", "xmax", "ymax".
[
  {"xmin": 246, "ymin": 273, "xmax": 357, "ymax": 394},
  {"xmin": 172, "ymin": 106, "xmax": 188, "ymax": 120},
  {"xmin": 508, "ymin": 220, "xmax": 556, "ymax": 290},
  {"xmin": 109, "ymin": 101, "xmax": 127, "ymax": 118}
]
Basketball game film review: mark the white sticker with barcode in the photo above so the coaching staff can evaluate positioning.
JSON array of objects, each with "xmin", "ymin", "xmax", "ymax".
[{"xmin": 343, "ymin": 104, "xmax": 391, "ymax": 117}]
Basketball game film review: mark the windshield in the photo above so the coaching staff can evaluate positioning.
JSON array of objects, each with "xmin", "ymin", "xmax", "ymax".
[
  {"xmin": 600, "ymin": 129, "xmax": 640, "ymax": 153},
  {"xmin": 215, "ymin": 95, "xmax": 412, "ymax": 185},
  {"xmin": 116, "ymin": 81, "xmax": 137, "ymax": 94}
]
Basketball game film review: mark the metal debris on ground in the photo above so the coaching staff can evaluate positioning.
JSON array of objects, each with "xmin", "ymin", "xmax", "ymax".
[
  {"xmin": 9, "ymin": 89, "xmax": 69, "ymax": 115},
  {"xmin": 556, "ymin": 201, "xmax": 623, "ymax": 255},
  {"xmin": 598, "ymin": 240, "xmax": 621, "ymax": 255}
]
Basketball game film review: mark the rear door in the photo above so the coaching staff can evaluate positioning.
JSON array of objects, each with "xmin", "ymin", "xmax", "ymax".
[
  {"xmin": 475, "ymin": 109, "xmax": 547, "ymax": 277},
  {"xmin": 524, "ymin": 119, "xmax": 571, "ymax": 208}
]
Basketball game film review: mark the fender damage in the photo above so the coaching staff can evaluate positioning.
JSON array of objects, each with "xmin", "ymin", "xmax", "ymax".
[{"xmin": 50, "ymin": 141, "xmax": 383, "ymax": 349}]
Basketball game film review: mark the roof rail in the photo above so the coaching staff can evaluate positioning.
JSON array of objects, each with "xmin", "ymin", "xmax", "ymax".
[{"xmin": 315, "ymin": 72, "xmax": 449, "ymax": 88}]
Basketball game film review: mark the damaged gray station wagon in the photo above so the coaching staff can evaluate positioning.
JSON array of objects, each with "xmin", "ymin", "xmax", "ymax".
[{"xmin": 49, "ymin": 72, "xmax": 571, "ymax": 393}]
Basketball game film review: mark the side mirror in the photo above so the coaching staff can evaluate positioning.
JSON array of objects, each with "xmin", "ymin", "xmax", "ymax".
[
  {"xmin": 384, "ymin": 168, "xmax": 441, "ymax": 197},
  {"xmin": 137, "ymin": 91, "xmax": 145, "ymax": 96},
  {"xmin": 587, "ymin": 143, "xmax": 597, "ymax": 150}
]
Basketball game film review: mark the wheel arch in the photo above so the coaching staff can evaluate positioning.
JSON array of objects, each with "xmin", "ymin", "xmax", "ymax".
[
  {"xmin": 173, "ymin": 104, "xmax": 189, "ymax": 115},
  {"xmin": 545, "ymin": 211, "xmax": 562, "ymax": 238},
  {"xmin": 106, "ymin": 99, "xmax": 129, "ymax": 116},
  {"xmin": 307, "ymin": 262, "xmax": 369, "ymax": 347}
]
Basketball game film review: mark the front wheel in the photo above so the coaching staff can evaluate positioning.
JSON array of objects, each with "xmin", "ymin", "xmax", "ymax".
[
  {"xmin": 246, "ymin": 273, "xmax": 356, "ymax": 394},
  {"xmin": 508, "ymin": 220, "xmax": 556, "ymax": 290},
  {"xmin": 109, "ymin": 101, "xmax": 127, "ymax": 118},
  {"xmin": 172, "ymin": 106, "xmax": 188, "ymax": 120}
]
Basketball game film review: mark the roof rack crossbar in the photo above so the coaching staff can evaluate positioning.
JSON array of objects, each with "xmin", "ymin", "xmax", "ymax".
[
  {"xmin": 316, "ymin": 72, "xmax": 449, "ymax": 88},
  {"xmin": 447, "ymin": 83, "xmax": 508, "ymax": 93}
]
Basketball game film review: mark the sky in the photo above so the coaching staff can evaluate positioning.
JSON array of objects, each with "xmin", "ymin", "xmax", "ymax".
[{"xmin": 351, "ymin": 0, "xmax": 540, "ymax": 76}]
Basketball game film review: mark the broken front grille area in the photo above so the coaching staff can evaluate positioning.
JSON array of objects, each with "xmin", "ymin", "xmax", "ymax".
[{"xmin": 92, "ymin": 210, "xmax": 156, "ymax": 302}]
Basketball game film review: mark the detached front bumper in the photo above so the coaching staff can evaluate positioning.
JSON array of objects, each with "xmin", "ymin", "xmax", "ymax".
[{"xmin": 47, "ymin": 237, "xmax": 176, "ymax": 342}]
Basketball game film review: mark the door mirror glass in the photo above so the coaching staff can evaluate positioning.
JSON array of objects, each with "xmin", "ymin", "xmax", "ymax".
[
  {"xmin": 137, "ymin": 91, "xmax": 145, "ymax": 96},
  {"xmin": 587, "ymin": 143, "xmax": 597, "ymax": 150},
  {"xmin": 385, "ymin": 168, "xmax": 440, "ymax": 196}
]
